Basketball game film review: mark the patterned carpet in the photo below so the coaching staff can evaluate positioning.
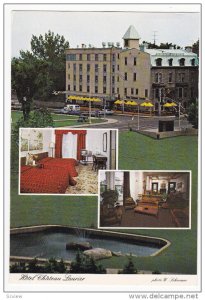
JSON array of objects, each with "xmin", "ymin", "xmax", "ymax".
[{"xmin": 65, "ymin": 163, "xmax": 98, "ymax": 194}]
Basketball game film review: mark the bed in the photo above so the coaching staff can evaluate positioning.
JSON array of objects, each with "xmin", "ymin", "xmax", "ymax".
[
  {"xmin": 39, "ymin": 157, "xmax": 78, "ymax": 177},
  {"xmin": 20, "ymin": 165, "xmax": 76, "ymax": 194},
  {"xmin": 20, "ymin": 153, "xmax": 78, "ymax": 194}
]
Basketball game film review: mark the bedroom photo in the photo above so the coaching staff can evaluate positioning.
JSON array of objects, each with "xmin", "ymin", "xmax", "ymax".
[{"xmin": 19, "ymin": 128, "xmax": 118, "ymax": 195}]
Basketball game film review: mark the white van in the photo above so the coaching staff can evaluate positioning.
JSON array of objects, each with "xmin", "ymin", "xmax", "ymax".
[{"xmin": 64, "ymin": 104, "xmax": 80, "ymax": 112}]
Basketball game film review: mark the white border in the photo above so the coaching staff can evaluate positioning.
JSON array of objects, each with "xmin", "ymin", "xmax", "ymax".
[
  {"xmin": 3, "ymin": 2, "xmax": 201, "ymax": 295},
  {"xmin": 18, "ymin": 128, "xmax": 118, "ymax": 196},
  {"xmin": 98, "ymin": 170, "xmax": 192, "ymax": 230}
]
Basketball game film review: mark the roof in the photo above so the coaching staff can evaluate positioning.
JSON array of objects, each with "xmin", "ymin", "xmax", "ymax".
[
  {"xmin": 123, "ymin": 25, "xmax": 140, "ymax": 40},
  {"xmin": 145, "ymin": 48, "xmax": 197, "ymax": 57}
]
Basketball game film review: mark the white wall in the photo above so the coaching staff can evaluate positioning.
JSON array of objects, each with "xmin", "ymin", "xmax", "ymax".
[{"xmin": 86, "ymin": 129, "xmax": 111, "ymax": 168}]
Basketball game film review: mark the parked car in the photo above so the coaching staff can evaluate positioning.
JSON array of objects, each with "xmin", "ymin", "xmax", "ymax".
[{"xmin": 99, "ymin": 109, "xmax": 114, "ymax": 115}]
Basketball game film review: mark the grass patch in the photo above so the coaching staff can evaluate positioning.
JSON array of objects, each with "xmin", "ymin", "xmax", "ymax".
[
  {"xmin": 11, "ymin": 111, "xmax": 105, "ymax": 127},
  {"xmin": 10, "ymin": 131, "xmax": 198, "ymax": 274}
]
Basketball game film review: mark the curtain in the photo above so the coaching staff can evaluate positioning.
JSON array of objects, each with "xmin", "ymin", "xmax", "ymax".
[
  {"xmin": 123, "ymin": 172, "xmax": 131, "ymax": 206},
  {"xmin": 55, "ymin": 130, "xmax": 86, "ymax": 159},
  {"xmin": 62, "ymin": 133, "xmax": 77, "ymax": 159}
]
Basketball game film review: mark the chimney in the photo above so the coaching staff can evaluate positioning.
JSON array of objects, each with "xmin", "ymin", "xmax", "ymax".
[{"xmin": 185, "ymin": 46, "xmax": 192, "ymax": 53}]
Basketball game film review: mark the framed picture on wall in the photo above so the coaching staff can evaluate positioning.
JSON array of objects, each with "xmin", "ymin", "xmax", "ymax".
[{"xmin": 103, "ymin": 132, "xmax": 107, "ymax": 152}]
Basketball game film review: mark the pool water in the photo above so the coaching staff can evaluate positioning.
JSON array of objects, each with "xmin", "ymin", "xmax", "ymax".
[{"xmin": 10, "ymin": 231, "xmax": 161, "ymax": 260}]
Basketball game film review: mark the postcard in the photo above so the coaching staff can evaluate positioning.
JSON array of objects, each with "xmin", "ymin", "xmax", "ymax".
[{"xmin": 3, "ymin": 2, "xmax": 202, "ymax": 297}]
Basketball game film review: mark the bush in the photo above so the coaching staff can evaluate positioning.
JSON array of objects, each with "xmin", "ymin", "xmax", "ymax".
[
  {"xmin": 118, "ymin": 255, "xmax": 138, "ymax": 274},
  {"xmin": 70, "ymin": 251, "xmax": 106, "ymax": 274}
]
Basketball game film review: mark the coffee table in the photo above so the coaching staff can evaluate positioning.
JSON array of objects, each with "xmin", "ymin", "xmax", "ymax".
[{"xmin": 134, "ymin": 202, "xmax": 159, "ymax": 217}]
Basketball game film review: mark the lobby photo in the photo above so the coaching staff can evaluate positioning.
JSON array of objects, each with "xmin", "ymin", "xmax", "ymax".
[{"xmin": 99, "ymin": 170, "xmax": 191, "ymax": 228}]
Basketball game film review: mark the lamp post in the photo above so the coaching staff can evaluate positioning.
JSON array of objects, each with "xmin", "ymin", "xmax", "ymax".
[{"xmin": 178, "ymin": 100, "xmax": 181, "ymax": 130}]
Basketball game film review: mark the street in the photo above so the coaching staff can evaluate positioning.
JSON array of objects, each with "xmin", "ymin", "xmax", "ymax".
[{"xmin": 83, "ymin": 114, "xmax": 192, "ymax": 132}]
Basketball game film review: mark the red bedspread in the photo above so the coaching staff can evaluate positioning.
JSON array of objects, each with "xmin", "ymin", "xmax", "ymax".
[
  {"xmin": 39, "ymin": 157, "xmax": 78, "ymax": 177},
  {"xmin": 20, "ymin": 165, "xmax": 76, "ymax": 194}
]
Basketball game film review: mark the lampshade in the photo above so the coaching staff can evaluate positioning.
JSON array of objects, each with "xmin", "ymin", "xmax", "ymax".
[{"xmin": 49, "ymin": 142, "xmax": 55, "ymax": 149}]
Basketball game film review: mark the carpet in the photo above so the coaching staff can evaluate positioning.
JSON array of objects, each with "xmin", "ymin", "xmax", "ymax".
[{"xmin": 65, "ymin": 163, "xmax": 98, "ymax": 194}]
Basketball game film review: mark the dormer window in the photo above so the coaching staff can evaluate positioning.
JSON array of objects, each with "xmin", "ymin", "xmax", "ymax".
[
  {"xmin": 168, "ymin": 58, "xmax": 173, "ymax": 66},
  {"xmin": 179, "ymin": 58, "xmax": 185, "ymax": 66},
  {"xmin": 191, "ymin": 58, "xmax": 196, "ymax": 66},
  {"xmin": 156, "ymin": 58, "xmax": 162, "ymax": 66}
]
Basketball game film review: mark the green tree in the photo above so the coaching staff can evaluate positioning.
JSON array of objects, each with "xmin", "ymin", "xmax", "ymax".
[
  {"xmin": 70, "ymin": 251, "xmax": 106, "ymax": 274},
  {"xmin": 11, "ymin": 31, "xmax": 70, "ymax": 110},
  {"xmin": 192, "ymin": 40, "xmax": 199, "ymax": 57},
  {"xmin": 187, "ymin": 101, "xmax": 198, "ymax": 129},
  {"xmin": 118, "ymin": 255, "xmax": 138, "ymax": 274}
]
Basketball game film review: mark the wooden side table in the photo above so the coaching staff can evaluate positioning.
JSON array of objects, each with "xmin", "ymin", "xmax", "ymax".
[{"xmin": 92, "ymin": 154, "xmax": 107, "ymax": 171}]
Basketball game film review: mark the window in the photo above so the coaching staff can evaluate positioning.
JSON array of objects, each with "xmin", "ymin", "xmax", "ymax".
[
  {"xmin": 73, "ymin": 64, "xmax": 76, "ymax": 72},
  {"xmin": 112, "ymin": 87, "xmax": 115, "ymax": 94},
  {"xmin": 67, "ymin": 63, "xmax": 70, "ymax": 69},
  {"xmin": 179, "ymin": 58, "xmax": 185, "ymax": 66},
  {"xmin": 79, "ymin": 85, "xmax": 82, "ymax": 92},
  {"xmin": 168, "ymin": 73, "xmax": 173, "ymax": 83},
  {"xmin": 155, "ymin": 88, "xmax": 159, "ymax": 99},
  {"xmin": 125, "ymin": 57, "xmax": 127, "ymax": 65},
  {"xmin": 156, "ymin": 58, "xmax": 162, "ymax": 66},
  {"xmin": 178, "ymin": 73, "xmax": 185, "ymax": 82},
  {"xmin": 155, "ymin": 73, "xmax": 162, "ymax": 83},
  {"xmin": 145, "ymin": 89, "xmax": 148, "ymax": 98},
  {"xmin": 95, "ymin": 75, "xmax": 98, "ymax": 83},
  {"xmin": 117, "ymin": 65, "xmax": 119, "ymax": 71},
  {"xmin": 79, "ymin": 64, "xmax": 82, "ymax": 72},
  {"xmin": 68, "ymin": 85, "xmax": 70, "ymax": 91},
  {"xmin": 112, "ymin": 65, "xmax": 115, "ymax": 73},
  {"xmin": 131, "ymin": 88, "xmax": 134, "ymax": 95},
  {"xmin": 112, "ymin": 54, "xmax": 115, "ymax": 61},
  {"xmin": 95, "ymin": 86, "xmax": 98, "ymax": 93},
  {"xmin": 133, "ymin": 73, "xmax": 137, "ymax": 81},
  {"xmin": 103, "ymin": 76, "xmax": 106, "ymax": 84},
  {"xmin": 117, "ymin": 76, "xmax": 119, "ymax": 82},
  {"xmin": 124, "ymin": 40, "xmax": 129, "ymax": 47},
  {"xmin": 68, "ymin": 74, "xmax": 70, "ymax": 80},
  {"xmin": 95, "ymin": 64, "xmax": 98, "ymax": 72},
  {"xmin": 87, "ymin": 86, "xmax": 90, "ymax": 93},
  {"xmin": 112, "ymin": 76, "xmax": 115, "ymax": 84},
  {"xmin": 103, "ymin": 64, "xmax": 107, "ymax": 72},
  {"xmin": 117, "ymin": 54, "xmax": 120, "ymax": 59},
  {"xmin": 184, "ymin": 88, "xmax": 187, "ymax": 98},
  {"xmin": 79, "ymin": 54, "xmax": 82, "ymax": 60},
  {"xmin": 191, "ymin": 58, "xmax": 195, "ymax": 66},
  {"xmin": 103, "ymin": 54, "xmax": 107, "ymax": 61},
  {"xmin": 178, "ymin": 87, "xmax": 183, "ymax": 98},
  {"xmin": 117, "ymin": 88, "xmax": 119, "ymax": 94},
  {"xmin": 87, "ymin": 54, "xmax": 90, "ymax": 61},
  {"xmin": 134, "ymin": 57, "xmax": 137, "ymax": 65},
  {"xmin": 87, "ymin": 75, "xmax": 90, "ymax": 83},
  {"xmin": 87, "ymin": 64, "xmax": 90, "ymax": 72},
  {"xmin": 79, "ymin": 75, "xmax": 82, "ymax": 82},
  {"xmin": 124, "ymin": 72, "xmax": 127, "ymax": 80},
  {"xmin": 136, "ymin": 88, "xmax": 138, "ymax": 95},
  {"xmin": 66, "ymin": 54, "xmax": 76, "ymax": 61},
  {"xmin": 168, "ymin": 58, "xmax": 173, "ymax": 66},
  {"xmin": 124, "ymin": 88, "xmax": 127, "ymax": 95},
  {"xmin": 73, "ymin": 85, "xmax": 76, "ymax": 91},
  {"xmin": 73, "ymin": 74, "xmax": 76, "ymax": 81},
  {"xmin": 103, "ymin": 87, "xmax": 106, "ymax": 93},
  {"xmin": 95, "ymin": 54, "xmax": 98, "ymax": 61}
]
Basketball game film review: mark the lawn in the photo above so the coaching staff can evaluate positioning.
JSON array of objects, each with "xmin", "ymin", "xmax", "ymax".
[
  {"xmin": 10, "ymin": 132, "xmax": 198, "ymax": 274},
  {"xmin": 11, "ymin": 111, "xmax": 105, "ymax": 127}
]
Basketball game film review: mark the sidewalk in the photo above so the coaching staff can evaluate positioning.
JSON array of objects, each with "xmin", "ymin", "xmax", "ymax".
[{"xmin": 67, "ymin": 117, "xmax": 118, "ymax": 128}]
